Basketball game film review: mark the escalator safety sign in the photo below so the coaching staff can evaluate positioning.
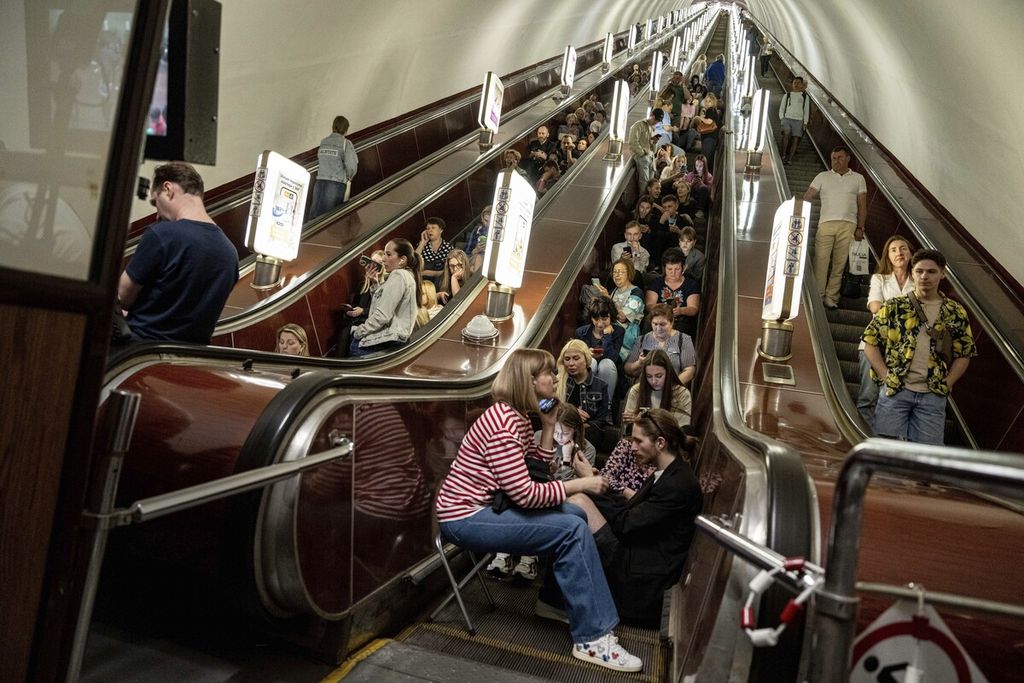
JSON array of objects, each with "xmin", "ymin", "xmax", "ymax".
[{"xmin": 850, "ymin": 601, "xmax": 988, "ymax": 683}]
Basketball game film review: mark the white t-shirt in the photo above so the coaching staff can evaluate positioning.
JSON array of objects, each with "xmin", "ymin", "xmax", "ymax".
[
  {"xmin": 859, "ymin": 273, "xmax": 914, "ymax": 351},
  {"xmin": 810, "ymin": 169, "xmax": 867, "ymax": 224}
]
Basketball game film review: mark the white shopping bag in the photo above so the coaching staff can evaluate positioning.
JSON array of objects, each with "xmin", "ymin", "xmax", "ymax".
[{"xmin": 848, "ymin": 238, "xmax": 870, "ymax": 275}]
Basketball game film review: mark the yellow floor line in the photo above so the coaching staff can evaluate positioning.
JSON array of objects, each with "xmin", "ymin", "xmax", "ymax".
[{"xmin": 320, "ymin": 638, "xmax": 392, "ymax": 682}]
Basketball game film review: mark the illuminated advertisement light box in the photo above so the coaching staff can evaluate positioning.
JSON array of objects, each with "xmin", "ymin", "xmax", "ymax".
[
  {"xmin": 245, "ymin": 150, "xmax": 310, "ymax": 261},
  {"xmin": 669, "ymin": 37, "xmax": 681, "ymax": 69},
  {"xmin": 609, "ymin": 80, "xmax": 630, "ymax": 141},
  {"xmin": 657, "ymin": 15, "xmax": 665, "ymax": 33},
  {"xmin": 477, "ymin": 72, "xmax": 504, "ymax": 133},
  {"xmin": 561, "ymin": 46, "xmax": 577, "ymax": 88},
  {"xmin": 628, "ymin": 25, "xmax": 639, "ymax": 50},
  {"xmin": 644, "ymin": 19, "xmax": 652, "ymax": 41},
  {"xmin": 602, "ymin": 33, "xmax": 613, "ymax": 63},
  {"xmin": 762, "ymin": 198, "xmax": 812, "ymax": 321},
  {"xmin": 649, "ymin": 51, "xmax": 664, "ymax": 93},
  {"xmin": 482, "ymin": 169, "xmax": 535, "ymax": 289}
]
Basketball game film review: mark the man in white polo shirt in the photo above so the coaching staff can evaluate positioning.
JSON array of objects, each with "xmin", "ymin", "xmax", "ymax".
[{"xmin": 803, "ymin": 145, "xmax": 867, "ymax": 308}]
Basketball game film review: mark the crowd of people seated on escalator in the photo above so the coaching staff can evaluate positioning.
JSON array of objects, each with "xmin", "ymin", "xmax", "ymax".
[
  {"xmin": 435, "ymin": 347, "xmax": 702, "ymax": 673},
  {"xmin": 468, "ymin": 210, "xmax": 709, "ymax": 649}
]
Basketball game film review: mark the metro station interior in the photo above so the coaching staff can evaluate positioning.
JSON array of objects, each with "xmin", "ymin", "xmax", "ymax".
[{"xmin": 2, "ymin": 1, "xmax": 1022, "ymax": 681}]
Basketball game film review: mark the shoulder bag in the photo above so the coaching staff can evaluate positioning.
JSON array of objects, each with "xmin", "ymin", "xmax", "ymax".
[{"xmin": 907, "ymin": 292, "xmax": 954, "ymax": 365}]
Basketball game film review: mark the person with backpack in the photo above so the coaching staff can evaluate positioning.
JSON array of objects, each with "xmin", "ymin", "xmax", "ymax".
[{"xmin": 779, "ymin": 77, "xmax": 810, "ymax": 164}]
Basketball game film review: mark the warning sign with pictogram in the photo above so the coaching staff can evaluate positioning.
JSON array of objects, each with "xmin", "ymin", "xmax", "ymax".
[{"xmin": 850, "ymin": 601, "xmax": 988, "ymax": 683}]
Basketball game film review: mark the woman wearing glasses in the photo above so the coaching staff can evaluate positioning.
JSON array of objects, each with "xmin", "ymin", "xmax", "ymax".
[
  {"xmin": 568, "ymin": 408, "xmax": 703, "ymax": 628},
  {"xmin": 438, "ymin": 249, "xmax": 469, "ymax": 304}
]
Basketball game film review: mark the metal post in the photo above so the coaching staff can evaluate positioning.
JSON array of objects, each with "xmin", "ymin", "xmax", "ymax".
[
  {"xmin": 807, "ymin": 439, "xmax": 1024, "ymax": 682},
  {"xmin": 66, "ymin": 390, "xmax": 141, "ymax": 683}
]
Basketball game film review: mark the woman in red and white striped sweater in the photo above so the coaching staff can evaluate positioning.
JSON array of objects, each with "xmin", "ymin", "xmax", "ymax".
[{"xmin": 435, "ymin": 348, "xmax": 644, "ymax": 673}]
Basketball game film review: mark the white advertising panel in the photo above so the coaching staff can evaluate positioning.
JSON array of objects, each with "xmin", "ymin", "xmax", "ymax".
[
  {"xmin": 747, "ymin": 89, "xmax": 771, "ymax": 152},
  {"xmin": 560, "ymin": 46, "xmax": 577, "ymax": 88},
  {"xmin": 628, "ymin": 25, "xmax": 639, "ymax": 50},
  {"xmin": 669, "ymin": 37, "xmax": 682, "ymax": 69},
  {"xmin": 650, "ymin": 51, "xmax": 664, "ymax": 95},
  {"xmin": 482, "ymin": 169, "xmax": 536, "ymax": 288},
  {"xmin": 245, "ymin": 150, "xmax": 310, "ymax": 261},
  {"xmin": 608, "ymin": 80, "xmax": 630, "ymax": 141},
  {"xmin": 657, "ymin": 15, "xmax": 666, "ymax": 34},
  {"xmin": 762, "ymin": 198, "xmax": 811, "ymax": 321},
  {"xmin": 602, "ymin": 32, "xmax": 614, "ymax": 64},
  {"xmin": 477, "ymin": 72, "xmax": 504, "ymax": 133},
  {"xmin": 644, "ymin": 19, "xmax": 653, "ymax": 42}
]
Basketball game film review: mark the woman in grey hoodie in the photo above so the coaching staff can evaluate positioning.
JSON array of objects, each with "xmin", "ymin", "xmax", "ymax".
[{"xmin": 350, "ymin": 238, "xmax": 422, "ymax": 356}]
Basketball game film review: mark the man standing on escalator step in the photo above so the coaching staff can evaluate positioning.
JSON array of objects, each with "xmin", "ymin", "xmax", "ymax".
[
  {"xmin": 118, "ymin": 162, "xmax": 238, "ymax": 345},
  {"xmin": 803, "ymin": 145, "xmax": 867, "ymax": 309},
  {"xmin": 861, "ymin": 249, "xmax": 976, "ymax": 445},
  {"xmin": 309, "ymin": 115, "xmax": 358, "ymax": 219},
  {"xmin": 778, "ymin": 76, "xmax": 809, "ymax": 164}
]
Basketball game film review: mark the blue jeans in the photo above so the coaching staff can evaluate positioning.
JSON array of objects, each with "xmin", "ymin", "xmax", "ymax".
[
  {"xmin": 855, "ymin": 351, "xmax": 879, "ymax": 428},
  {"xmin": 309, "ymin": 178, "xmax": 347, "ymax": 220},
  {"xmin": 440, "ymin": 503, "xmax": 619, "ymax": 643},
  {"xmin": 591, "ymin": 358, "xmax": 618, "ymax": 400},
  {"xmin": 349, "ymin": 337, "xmax": 403, "ymax": 357},
  {"xmin": 873, "ymin": 388, "xmax": 946, "ymax": 445}
]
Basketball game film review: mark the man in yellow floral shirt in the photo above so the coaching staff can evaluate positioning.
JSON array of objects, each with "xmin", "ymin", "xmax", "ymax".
[{"xmin": 861, "ymin": 249, "xmax": 976, "ymax": 444}]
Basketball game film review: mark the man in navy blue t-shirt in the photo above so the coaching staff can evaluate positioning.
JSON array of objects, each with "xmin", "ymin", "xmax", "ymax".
[{"xmin": 118, "ymin": 163, "xmax": 238, "ymax": 344}]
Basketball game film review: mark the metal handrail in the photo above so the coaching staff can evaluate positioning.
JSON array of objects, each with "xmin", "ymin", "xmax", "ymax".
[
  {"xmin": 808, "ymin": 438, "xmax": 1024, "ymax": 682},
  {"xmin": 84, "ymin": 441, "xmax": 352, "ymax": 528}
]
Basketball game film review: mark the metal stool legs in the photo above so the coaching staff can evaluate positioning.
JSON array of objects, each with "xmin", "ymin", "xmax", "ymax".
[{"xmin": 429, "ymin": 532, "xmax": 496, "ymax": 635}]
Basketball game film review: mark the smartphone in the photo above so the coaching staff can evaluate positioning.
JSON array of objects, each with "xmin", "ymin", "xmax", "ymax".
[
  {"xmin": 539, "ymin": 397, "xmax": 559, "ymax": 413},
  {"xmin": 623, "ymin": 245, "xmax": 633, "ymax": 255},
  {"xmin": 358, "ymin": 255, "xmax": 373, "ymax": 268},
  {"xmin": 591, "ymin": 277, "xmax": 601, "ymax": 287}
]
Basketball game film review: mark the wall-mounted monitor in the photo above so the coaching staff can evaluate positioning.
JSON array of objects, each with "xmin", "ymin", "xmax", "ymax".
[{"xmin": 143, "ymin": 0, "xmax": 221, "ymax": 164}]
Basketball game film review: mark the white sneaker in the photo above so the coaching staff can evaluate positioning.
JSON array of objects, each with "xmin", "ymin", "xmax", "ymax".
[
  {"xmin": 486, "ymin": 552, "xmax": 513, "ymax": 578},
  {"xmin": 572, "ymin": 632, "xmax": 643, "ymax": 672},
  {"xmin": 512, "ymin": 555, "xmax": 539, "ymax": 581}
]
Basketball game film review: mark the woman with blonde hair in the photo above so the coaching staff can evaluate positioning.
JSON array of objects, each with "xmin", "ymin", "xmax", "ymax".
[
  {"xmin": 557, "ymin": 339, "xmax": 612, "ymax": 451},
  {"xmin": 276, "ymin": 323, "xmax": 309, "ymax": 356},
  {"xmin": 435, "ymin": 348, "xmax": 643, "ymax": 673}
]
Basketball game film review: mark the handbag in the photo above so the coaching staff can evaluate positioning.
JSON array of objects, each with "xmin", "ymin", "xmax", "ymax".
[
  {"xmin": 841, "ymin": 270, "xmax": 863, "ymax": 299},
  {"xmin": 907, "ymin": 292, "xmax": 954, "ymax": 366},
  {"xmin": 696, "ymin": 118, "xmax": 718, "ymax": 135},
  {"xmin": 848, "ymin": 238, "xmax": 870, "ymax": 275},
  {"xmin": 491, "ymin": 458, "xmax": 552, "ymax": 513}
]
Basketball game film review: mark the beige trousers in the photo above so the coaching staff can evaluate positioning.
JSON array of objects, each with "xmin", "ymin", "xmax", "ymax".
[{"xmin": 814, "ymin": 219, "xmax": 855, "ymax": 305}]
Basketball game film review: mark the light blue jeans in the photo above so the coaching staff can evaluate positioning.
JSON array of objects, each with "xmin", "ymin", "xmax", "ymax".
[
  {"xmin": 873, "ymin": 388, "xmax": 946, "ymax": 445},
  {"xmin": 591, "ymin": 358, "xmax": 618, "ymax": 400},
  {"xmin": 855, "ymin": 351, "xmax": 879, "ymax": 428},
  {"xmin": 440, "ymin": 503, "xmax": 619, "ymax": 643}
]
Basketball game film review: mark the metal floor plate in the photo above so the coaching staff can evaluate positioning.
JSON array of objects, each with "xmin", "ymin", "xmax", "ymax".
[{"xmin": 396, "ymin": 578, "xmax": 669, "ymax": 683}]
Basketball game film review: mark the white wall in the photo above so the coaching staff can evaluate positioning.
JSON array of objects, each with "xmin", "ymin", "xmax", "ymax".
[
  {"xmin": 132, "ymin": 0, "xmax": 689, "ymax": 220},
  {"xmin": 747, "ymin": 0, "xmax": 1024, "ymax": 287}
]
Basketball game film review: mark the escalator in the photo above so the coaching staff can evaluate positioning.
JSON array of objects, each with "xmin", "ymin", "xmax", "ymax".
[{"xmin": 90, "ymin": 10, "xmax": 819, "ymax": 682}]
